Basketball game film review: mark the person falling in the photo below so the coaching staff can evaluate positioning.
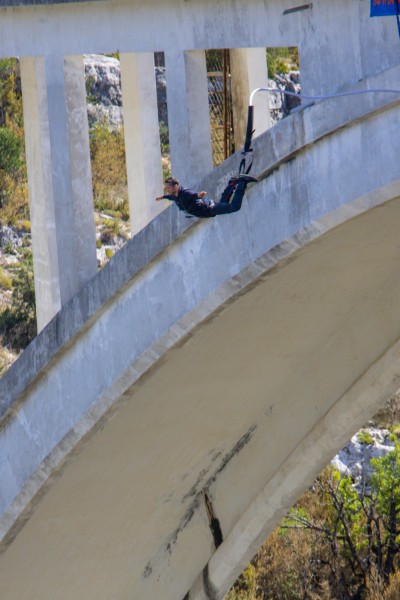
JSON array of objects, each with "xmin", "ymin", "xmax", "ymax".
[{"xmin": 155, "ymin": 174, "xmax": 257, "ymax": 219}]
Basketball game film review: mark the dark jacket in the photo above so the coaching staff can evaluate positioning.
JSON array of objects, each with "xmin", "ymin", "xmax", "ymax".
[{"xmin": 163, "ymin": 186, "xmax": 214, "ymax": 218}]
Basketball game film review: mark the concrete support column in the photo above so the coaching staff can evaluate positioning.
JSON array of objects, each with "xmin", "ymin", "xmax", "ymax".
[
  {"xmin": 64, "ymin": 55, "xmax": 98, "ymax": 286},
  {"xmin": 230, "ymin": 48, "xmax": 271, "ymax": 149},
  {"xmin": 120, "ymin": 52, "xmax": 164, "ymax": 236},
  {"xmin": 20, "ymin": 54, "xmax": 97, "ymax": 332},
  {"xmin": 165, "ymin": 50, "xmax": 213, "ymax": 184}
]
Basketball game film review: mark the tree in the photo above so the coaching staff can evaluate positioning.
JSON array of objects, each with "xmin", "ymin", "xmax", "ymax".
[
  {"xmin": 278, "ymin": 441, "xmax": 400, "ymax": 598},
  {"xmin": 0, "ymin": 57, "xmax": 29, "ymax": 222},
  {"xmin": 227, "ymin": 440, "xmax": 400, "ymax": 599},
  {"xmin": 369, "ymin": 442, "xmax": 400, "ymax": 580},
  {"xmin": 0, "ymin": 249, "xmax": 36, "ymax": 350}
]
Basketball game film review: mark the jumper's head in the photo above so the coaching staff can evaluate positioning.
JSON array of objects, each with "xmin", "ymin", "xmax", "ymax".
[{"xmin": 165, "ymin": 176, "xmax": 179, "ymax": 196}]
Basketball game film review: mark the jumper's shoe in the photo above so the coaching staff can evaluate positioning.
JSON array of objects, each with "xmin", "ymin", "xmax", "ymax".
[{"xmin": 237, "ymin": 174, "xmax": 258, "ymax": 183}]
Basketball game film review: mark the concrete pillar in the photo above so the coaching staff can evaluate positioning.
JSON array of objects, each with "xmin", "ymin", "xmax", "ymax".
[
  {"xmin": 20, "ymin": 54, "xmax": 97, "ymax": 332},
  {"xmin": 230, "ymin": 48, "xmax": 271, "ymax": 149},
  {"xmin": 165, "ymin": 50, "xmax": 213, "ymax": 184},
  {"xmin": 64, "ymin": 55, "xmax": 98, "ymax": 286},
  {"xmin": 120, "ymin": 52, "xmax": 164, "ymax": 236}
]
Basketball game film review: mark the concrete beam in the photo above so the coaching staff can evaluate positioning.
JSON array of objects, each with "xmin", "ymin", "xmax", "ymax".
[
  {"xmin": 0, "ymin": 0, "xmax": 398, "ymax": 103},
  {"xmin": 120, "ymin": 52, "xmax": 164, "ymax": 236},
  {"xmin": 0, "ymin": 0, "xmax": 99, "ymax": 4}
]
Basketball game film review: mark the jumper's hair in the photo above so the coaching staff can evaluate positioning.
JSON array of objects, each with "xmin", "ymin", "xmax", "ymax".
[{"xmin": 165, "ymin": 176, "xmax": 179, "ymax": 186}]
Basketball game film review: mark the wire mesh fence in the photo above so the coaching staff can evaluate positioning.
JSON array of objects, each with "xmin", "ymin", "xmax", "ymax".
[{"xmin": 206, "ymin": 49, "xmax": 234, "ymax": 166}]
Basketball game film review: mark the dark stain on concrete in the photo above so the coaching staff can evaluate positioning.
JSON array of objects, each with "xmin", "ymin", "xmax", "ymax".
[
  {"xmin": 142, "ymin": 423, "xmax": 257, "ymax": 580},
  {"xmin": 142, "ymin": 495, "xmax": 201, "ymax": 579},
  {"xmin": 182, "ymin": 466, "xmax": 213, "ymax": 503},
  {"xmin": 166, "ymin": 495, "xmax": 201, "ymax": 554},
  {"xmin": 143, "ymin": 562, "xmax": 153, "ymax": 578},
  {"xmin": 182, "ymin": 424, "xmax": 256, "ymax": 504},
  {"xmin": 213, "ymin": 425, "xmax": 257, "ymax": 480}
]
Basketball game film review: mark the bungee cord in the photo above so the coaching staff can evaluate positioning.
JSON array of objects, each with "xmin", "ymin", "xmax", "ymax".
[
  {"xmin": 248, "ymin": 86, "xmax": 400, "ymax": 106},
  {"xmin": 239, "ymin": 86, "xmax": 400, "ymax": 176}
]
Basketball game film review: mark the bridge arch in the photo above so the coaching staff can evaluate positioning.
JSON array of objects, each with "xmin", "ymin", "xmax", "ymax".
[{"xmin": 1, "ymin": 70, "xmax": 400, "ymax": 598}]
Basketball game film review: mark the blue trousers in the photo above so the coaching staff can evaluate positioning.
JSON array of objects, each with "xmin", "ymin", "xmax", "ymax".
[{"xmin": 208, "ymin": 181, "xmax": 246, "ymax": 216}]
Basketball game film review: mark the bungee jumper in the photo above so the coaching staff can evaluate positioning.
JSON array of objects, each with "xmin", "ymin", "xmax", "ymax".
[
  {"xmin": 155, "ymin": 100, "xmax": 258, "ymax": 219},
  {"xmin": 155, "ymin": 173, "xmax": 257, "ymax": 219},
  {"xmin": 156, "ymin": 85, "xmax": 400, "ymax": 220}
]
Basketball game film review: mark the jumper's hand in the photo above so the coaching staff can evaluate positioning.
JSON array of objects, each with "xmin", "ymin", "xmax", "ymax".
[
  {"xmin": 197, "ymin": 191, "xmax": 207, "ymax": 199},
  {"xmin": 155, "ymin": 195, "xmax": 164, "ymax": 201}
]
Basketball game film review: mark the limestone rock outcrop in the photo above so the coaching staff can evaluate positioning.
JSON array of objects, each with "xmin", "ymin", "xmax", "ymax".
[
  {"xmin": 84, "ymin": 54, "xmax": 123, "ymax": 129},
  {"xmin": 332, "ymin": 427, "xmax": 395, "ymax": 488}
]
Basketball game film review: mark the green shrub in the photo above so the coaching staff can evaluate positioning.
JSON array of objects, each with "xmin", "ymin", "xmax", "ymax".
[
  {"xmin": 0, "ymin": 58, "xmax": 29, "ymax": 224},
  {"xmin": 16, "ymin": 219, "xmax": 31, "ymax": 233},
  {"xmin": 357, "ymin": 430, "xmax": 374, "ymax": 444},
  {"xmin": 0, "ymin": 249, "xmax": 36, "ymax": 350},
  {"xmin": 0, "ymin": 126, "xmax": 22, "ymax": 173},
  {"xmin": 159, "ymin": 121, "xmax": 170, "ymax": 154},
  {"xmin": 390, "ymin": 424, "xmax": 400, "ymax": 438},
  {"xmin": 0, "ymin": 346, "xmax": 15, "ymax": 376},
  {"xmin": 228, "ymin": 442, "xmax": 400, "ymax": 600},
  {"xmin": 2, "ymin": 241, "xmax": 15, "ymax": 254},
  {"xmin": 89, "ymin": 122, "xmax": 128, "ymax": 216},
  {"xmin": 225, "ymin": 564, "xmax": 257, "ymax": 600},
  {"xmin": 267, "ymin": 47, "xmax": 299, "ymax": 78},
  {"xmin": 0, "ymin": 266, "xmax": 12, "ymax": 290},
  {"xmin": 0, "ymin": 58, "xmax": 24, "ymax": 128}
]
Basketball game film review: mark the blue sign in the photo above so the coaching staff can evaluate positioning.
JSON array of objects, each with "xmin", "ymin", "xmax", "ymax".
[{"xmin": 371, "ymin": 0, "xmax": 400, "ymax": 17}]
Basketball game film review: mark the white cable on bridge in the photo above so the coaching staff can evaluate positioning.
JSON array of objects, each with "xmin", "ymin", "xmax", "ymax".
[
  {"xmin": 249, "ymin": 86, "xmax": 400, "ymax": 106},
  {"xmin": 239, "ymin": 85, "xmax": 400, "ymax": 176}
]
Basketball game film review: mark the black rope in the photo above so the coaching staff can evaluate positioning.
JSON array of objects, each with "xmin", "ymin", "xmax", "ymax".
[
  {"xmin": 239, "ymin": 105, "xmax": 255, "ymax": 174},
  {"xmin": 244, "ymin": 105, "xmax": 254, "ymax": 153}
]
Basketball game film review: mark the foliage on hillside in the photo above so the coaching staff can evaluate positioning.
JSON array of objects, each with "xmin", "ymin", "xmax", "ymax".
[
  {"xmin": 0, "ymin": 58, "xmax": 29, "ymax": 225},
  {"xmin": 226, "ymin": 420, "xmax": 400, "ymax": 600},
  {"xmin": 0, "ymin": 248, "xmax": 36, "ymax": 351},
  {"xmin": 0, "ymin": 60, "xmax": 131, "ymax": 357},
  {"xmin": 0, "ymin": 58, "xmax": 33, "ymax": 358},
  {"xmin": 89, "ymin": 121, "xmax": 129, "ymax": 219},
  {"xmin": 267, "ymin": 47, "xmax": 299, "ymax": 78}
]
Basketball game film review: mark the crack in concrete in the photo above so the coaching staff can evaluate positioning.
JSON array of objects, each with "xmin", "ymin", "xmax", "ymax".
[
  {"xmin": 204, "ymin": 491, "xmax": 223, "ymax": 549},
  {"xmin": 142, "ymin": 424, "xmax": 256, "ymax": 580}
]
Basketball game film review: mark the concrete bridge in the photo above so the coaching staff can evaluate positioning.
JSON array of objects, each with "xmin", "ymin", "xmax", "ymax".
[{"xmin": 1, "ymin": 1, "xmax": 400, "ymax": 599}]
